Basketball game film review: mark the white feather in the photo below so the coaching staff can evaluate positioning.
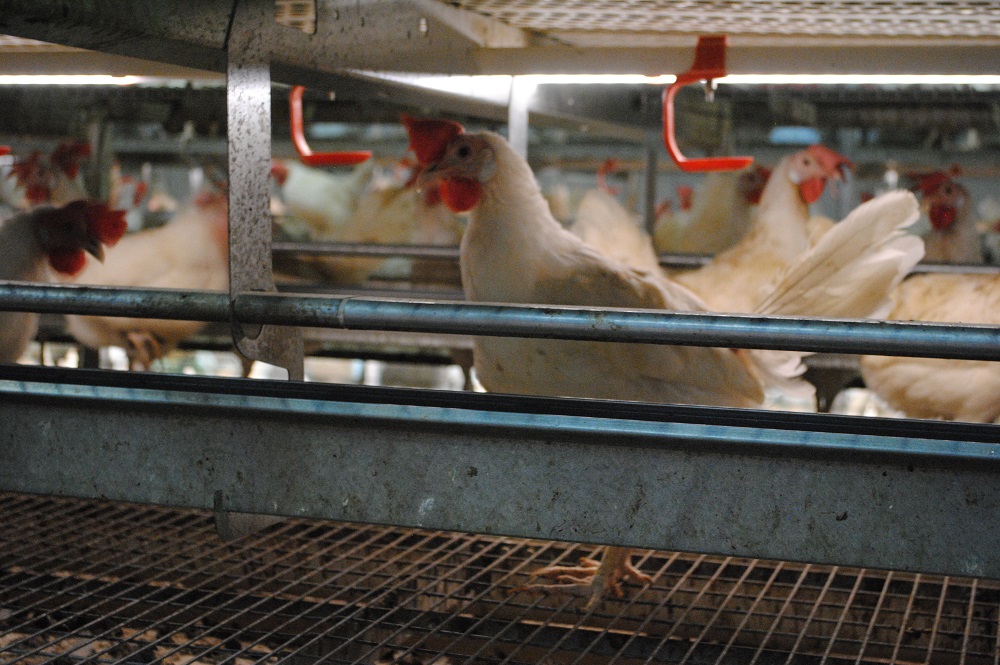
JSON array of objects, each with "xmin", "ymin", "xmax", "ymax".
[{"xmin": 755, "ymin": 190, "xmax": 924, "ymax": 320}]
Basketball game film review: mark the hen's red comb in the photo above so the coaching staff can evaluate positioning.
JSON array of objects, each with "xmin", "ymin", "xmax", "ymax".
[
  {"xmin": 401, "ymin": 114, "xmax": 464, "ymax": 165},
  {"xmin": 10, "ymin": 152, "xmax": 43, "ymax": 182},
  {"xmin": 74, "ymin": 201, "xmax": 127, "ymax": 246},
  {"xmin": 10, "ymin": 152, "xmax": 51, "ymax": 204},
  {"xmin": 677, "ymin": 185, "xmax": 694, "ymax": 211},
  {"xmin": 50, "ymin": 140, "xmax": 92, "ymax": 178},
  {"xmin": 132, "ymin": 181, "xmax": 149, "ymax": 207},
  {"xmin": 806, "ymin": 145, "xmax": 853, "ymax": 176},
  {"xmin": 914, "ymin": 172, "xmax": 951, "ymax": 197},
  {"xmin": 270, "ymin": 160, "xmax": 290, "ymax": 186}
]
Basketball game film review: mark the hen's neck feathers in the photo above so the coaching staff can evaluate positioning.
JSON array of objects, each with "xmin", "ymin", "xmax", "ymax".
[
  {"xmin": 757, "ymin": 156, "xmax": 809, "ymax": 221},
  {"xmin": 475, "ymin": 133, "xmax": 560, "ymax": 233},
  {"xmin": 924, "ymin": 203, "xmax": 980, "ymax": 263},
  {"xmin": 746, "ymin": 154, "xmax": 812, "ymax": 254},
  {"xmin": 460, "ymin": 132, "xmax": 575, "ymax": 302}
]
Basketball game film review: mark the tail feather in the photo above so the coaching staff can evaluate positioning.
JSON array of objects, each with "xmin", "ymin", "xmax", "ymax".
[{"xmin": 755, "ymin": 190, "xmax": 923, "ymax": 319}]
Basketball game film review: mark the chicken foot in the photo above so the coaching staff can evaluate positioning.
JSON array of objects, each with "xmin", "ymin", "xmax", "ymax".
[
  {"xmin": 124, "ymin": 332, "xmax": 164, "ymax": 371},
  {"xmin": 514, "ymin": 546, "xmax": 652, "ymax": 608}
]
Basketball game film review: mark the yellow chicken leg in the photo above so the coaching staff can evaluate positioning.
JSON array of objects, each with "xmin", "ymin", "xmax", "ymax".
[
  {"xmin": 124, "ymin": 331, "xmax": 163, "ymax": 371},
  {"xmin": 514, "ymin": 546, "xmax": 652, "ymax": 608}
]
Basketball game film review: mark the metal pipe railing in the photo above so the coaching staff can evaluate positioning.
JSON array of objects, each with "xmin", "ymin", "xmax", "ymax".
[
  {"xmin": 2, "ymin": 281, "xmax": 999, "ymax": 361},
  {"xmin": 271, "ymin": 241, "xmax": 461, "ymax": 260},
  {"xmin": 271, "ymin": 242, "xmax": 1000, "ymax": 275}
]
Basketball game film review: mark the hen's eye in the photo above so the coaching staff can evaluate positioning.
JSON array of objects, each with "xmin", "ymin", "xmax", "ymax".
[{"xmin": 457, "ymin": 145, "xmax": 472, "ymax": 158}]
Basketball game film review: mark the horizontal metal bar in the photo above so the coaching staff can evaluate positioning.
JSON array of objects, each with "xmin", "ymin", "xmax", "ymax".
[
  {"xmin": 910, "ymin": 263, "xmax": 1000, "ymax": 275},
  {"xmin": 2, "ymin": 370, "xmax": 998, "ymax": 579},
  {"xmin": 658, "ymin": 253, "xmax": 712, "ymax": 269},
  {"xmin": 0, "ymin": 282, "xmax": 232, "ymax": 322},
  {"xmin": 272, "ymin": 241, "xmax": 461, "ymax": 260},
  {"xmin": 6, "ymin": 365, "xmax": 997, "ymax": 445},
  {"xmin": 275, "ymin": 281, "xmax": 467, "ymax": 301},
  {"xmin": 2, "ymin": 281, "xmax": 1000, "ymax": 360},
  {"xmin": 657, "ymin": 255, "xmax": 1000, "ymax": 275},
  {"xmin": 272, "ymin": 244, "xmax": 1000, "ymax": 277},
  {"xmin": 242, "ymin": 295, "xmax": 1000, "ymax": 361}
]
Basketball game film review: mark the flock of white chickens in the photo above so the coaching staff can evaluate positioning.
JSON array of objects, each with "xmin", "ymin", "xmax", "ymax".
[
  {"xmin": 1, "ymin": 130, "xmax": 997, "ymax": 419},
  {"xmin": 0, "ymin": 142, "xmax": 467, "ymax": 370},
  {"xmin": 1, "ymin": 119, "xmax": 999, "ymax": 605}
]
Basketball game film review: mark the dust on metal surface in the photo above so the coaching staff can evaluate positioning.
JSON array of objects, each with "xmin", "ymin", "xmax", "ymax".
[
  {"xmin": 227, "ymin": 0, "xmax": 304, "ymax": 379},
  {"xmin": 2, "ymin": 375, "xmax": 1000, "ymax": 580}
]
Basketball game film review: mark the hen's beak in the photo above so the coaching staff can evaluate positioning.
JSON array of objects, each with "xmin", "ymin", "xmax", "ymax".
[
  {"xmin": 84, "ymin": 237, "xmax": 105, "ymax": 263},
  {"xmin": 415, "ymin": 161, "xmax": 443, "ymax": 188},
  {"xmin": 807, "ymin": 145, "xmax": 853, "ymax": 181}
]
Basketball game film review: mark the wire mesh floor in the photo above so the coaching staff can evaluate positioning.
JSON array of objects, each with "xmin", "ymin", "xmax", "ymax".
[{"xmin": 1, "ymin": 491, "xmax": 998, "ymax": 665}]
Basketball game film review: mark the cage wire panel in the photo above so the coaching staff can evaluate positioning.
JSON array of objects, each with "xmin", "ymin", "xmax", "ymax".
[
  {"xmin": 0, "ymin": 491, "xmax": 998, "ymax": 665},
  {"xmin": 446, "ymin": 0, "xmax": 1000, "ymax": 40}
]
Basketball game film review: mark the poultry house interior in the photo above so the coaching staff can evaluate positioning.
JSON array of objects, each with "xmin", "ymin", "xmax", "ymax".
[{"xmin": 1, "ymin": 1, "xmax": 999, "ymax": 663}]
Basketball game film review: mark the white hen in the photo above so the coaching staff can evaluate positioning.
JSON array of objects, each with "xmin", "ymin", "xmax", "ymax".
[
  {"xmin": 0, "ymin": 201, "xmax": 126, "ymax": 363},
  {"xmin": 271, "ymin": 158, "xmax": 375, "ymax": 240},
  {"xmin": 64, "ymin": 191, "xmax": 229, "ymax": 370},
  {"xmin": 405, "ymin": 115, "xmax": 924, "ymax": 607},
  {"xmin": 653, "ymin": 166, "xmax": 770, "ymax": 255},
  {"xmin": 674, "ymin": 146, "xmax": 851, "ymax": 314},
  {"xmin": 860, "ymin": 272, "xmax": 1000, "ymax": 422},
  {"xmin": 569, "ymin": 188, "xmax": 662, "ymax": 274},
  {"xmin": 912, "ymin": 171, "xmax": 983, "ymax": 264}
]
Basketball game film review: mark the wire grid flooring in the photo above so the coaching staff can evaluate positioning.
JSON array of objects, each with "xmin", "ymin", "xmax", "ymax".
[
  {"xmin": 0, "ymin": 491, "xmax": 998, "ymax": 664},
  {"xmin": 449, "ymin": 0, "xmax": 1000, "ymax": 40}
]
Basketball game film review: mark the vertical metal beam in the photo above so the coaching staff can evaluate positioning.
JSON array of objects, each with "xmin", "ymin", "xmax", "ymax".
[
  {"xmin": 85, "ymin": 116, "xmax": 113, "ymax": 203},
  {"xmin": 643, "ymin": 135, "xmax": 660, "ymax": 235},
  {"xmin": 226, "ymin": 0, "xmax": 304, "ymax": 380},
  {"xmin": 507, "ymin": 76, "xmax": 532, "ymax": 158}
]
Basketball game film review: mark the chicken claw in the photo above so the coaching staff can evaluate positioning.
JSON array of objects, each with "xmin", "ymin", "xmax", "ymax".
[
  {"xmin": 513, "ymin": 547, "xmax": 652, "ymax": 609},
  {"xmin": 125, "ymin": 331, "xmax": 163, "ymax": 371}
]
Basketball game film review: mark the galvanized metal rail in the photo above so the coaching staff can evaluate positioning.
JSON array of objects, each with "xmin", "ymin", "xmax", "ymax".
[
  {"xmin": 272, "ymin": 241, "xmax": 463, "ymax": 260},
  {"xmin": 2, "ymin": 281, "xmax": 1000, "ymax": 360},
  {"xmin": 272, "ymin": 242, "xmax": 1000, "ymax": 276},
  {"xmin": 1, "ymin": 365, "xmax": 999, "ymax": 581}
]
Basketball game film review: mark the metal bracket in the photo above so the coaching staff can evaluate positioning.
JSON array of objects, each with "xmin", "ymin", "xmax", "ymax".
[
  {"xmin": 227, "ymin": 0, "xmax": 304, "ymax": 380},
  {"xmin": 214, "ymin": 490, "xmax": 285, "ymax": 542},
  {"xmin": 662, "ymin": 35, "xmax": 753, "ymax": 173}
]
